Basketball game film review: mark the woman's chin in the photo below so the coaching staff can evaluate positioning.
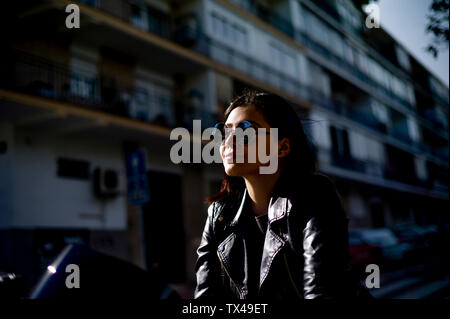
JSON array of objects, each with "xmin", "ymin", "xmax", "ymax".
[
  {"xmin": 224, "ymin": 163, "xmax": 259, "ymax": 177},
  {"xmin": 224, "ymin": 163, "xmax": 240, "ymax": 176}
]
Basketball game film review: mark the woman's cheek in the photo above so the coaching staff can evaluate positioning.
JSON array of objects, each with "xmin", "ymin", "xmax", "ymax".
[{"xmin": 219, "ymin": 145, "xmax": 225, "ymax": 160}]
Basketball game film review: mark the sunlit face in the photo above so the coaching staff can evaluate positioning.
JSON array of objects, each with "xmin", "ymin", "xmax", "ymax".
[{"xmin": 220, "ymin": 105, "xmax": 279, "ymax": 177}]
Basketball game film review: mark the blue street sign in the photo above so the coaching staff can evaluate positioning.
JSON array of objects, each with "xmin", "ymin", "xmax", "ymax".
[{"xmin": 125, "ymin": 149, "xmax": 149, "ymax": 206}]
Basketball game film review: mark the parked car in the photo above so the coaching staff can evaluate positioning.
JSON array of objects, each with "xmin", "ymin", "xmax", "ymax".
[
  {"xmin": 29, "ymin": 244, "xmax": 180, "ymax": 300},
  {"xmin": 354, "ymin": 228, "xmax": 413, "ymax": 264},
  {"xmin": 412, "ymin": 224, "xmax": 445, "ymax": 257},
  {"xmin": 389, "ymin": 224, "xmax": 430, "ymax": 260},
  {"xmin": 348, "ymin": 230, "xmax": 384, "ymax": 266}
]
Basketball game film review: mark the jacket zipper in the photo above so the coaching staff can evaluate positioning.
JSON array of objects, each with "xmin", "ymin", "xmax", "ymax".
[{"xmin": 216, "ymin": 250, "xmax": 243, "ymax": 299}]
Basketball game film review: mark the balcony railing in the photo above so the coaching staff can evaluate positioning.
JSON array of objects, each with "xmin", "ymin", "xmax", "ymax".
[
  {"xmin": 81, "ymin": 0, "xmax": 171, "ymax": 38},
  {"xmin": 316, "ymin": 147, "xmax": 448, "ymax": 194},
  {"xmin": 1, "ymin": 50, "xmax": 184, "ymax": 128},
  {"xmin": 295, "ymin": 30, "xmax": 419, "ymax": 112},
  {"xmin": 2, "ymin": 49, "xmax": 223, "ymax": 132}
]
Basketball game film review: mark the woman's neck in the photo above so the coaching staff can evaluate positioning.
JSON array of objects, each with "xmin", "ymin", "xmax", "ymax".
[{"xmin": 243, "ymin": 171, "xmax": 281, "ymax": 217}]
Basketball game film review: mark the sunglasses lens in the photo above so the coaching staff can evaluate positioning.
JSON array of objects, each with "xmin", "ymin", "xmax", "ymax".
[
  {"xmin": 214, "ymin": 121, "xmax": 257, "ymax": 145},
  {"xmin": 236, "ymin": 121, "xmax": 256, "ymax": 145},
  {"xmin": 213, "ymin": 123, "xmax": 225, "ymax": 142}
]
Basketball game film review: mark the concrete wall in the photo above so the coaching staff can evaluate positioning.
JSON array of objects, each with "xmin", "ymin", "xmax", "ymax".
[{"xmin": 11, "ymin": 129, "xmax": 127, "ymax": 230}]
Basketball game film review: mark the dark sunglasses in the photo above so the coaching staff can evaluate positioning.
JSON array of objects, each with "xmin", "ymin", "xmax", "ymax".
[{"xmin": 212, "ymin": 120, "xmax": 270, "ymax": 145}]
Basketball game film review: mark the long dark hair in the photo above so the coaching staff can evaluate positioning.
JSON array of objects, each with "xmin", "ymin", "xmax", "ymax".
[{"xmin": 205, "ymin": 89, "xmax": 317, "ymax": 206}]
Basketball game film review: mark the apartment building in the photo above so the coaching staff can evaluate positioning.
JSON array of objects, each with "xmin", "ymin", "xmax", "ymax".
[{"xmin": 0, "ymin": 0, "xmax": 448, "ymax": 296}]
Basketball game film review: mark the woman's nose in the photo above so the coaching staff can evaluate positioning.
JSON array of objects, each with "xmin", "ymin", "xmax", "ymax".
[{"xmin": 223, "ymin": 129, "xmax": 235, "ymax": 147}]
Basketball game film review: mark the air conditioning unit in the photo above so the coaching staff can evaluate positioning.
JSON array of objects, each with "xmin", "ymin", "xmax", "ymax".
[{"xmin": 93, "ymin": 167, "xmax": 120, "ymax": 199}]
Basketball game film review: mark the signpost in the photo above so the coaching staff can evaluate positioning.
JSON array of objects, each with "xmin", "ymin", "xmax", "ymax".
[{"xmin": 125, "ymin": 149, "xmax": 149, "ymax": 207}]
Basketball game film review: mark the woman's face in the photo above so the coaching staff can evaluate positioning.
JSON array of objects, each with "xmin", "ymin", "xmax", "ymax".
[{"xmin": 220, "ymin": 105, "xmax": 279, "ymax": 177}]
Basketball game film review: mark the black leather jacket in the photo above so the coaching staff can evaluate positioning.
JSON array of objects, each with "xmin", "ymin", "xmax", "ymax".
[{"xmin": 194, "ymin": 173, "xmax": 367, "ymax": 299}]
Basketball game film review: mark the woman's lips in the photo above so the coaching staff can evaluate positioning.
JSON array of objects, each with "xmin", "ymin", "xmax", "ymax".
[{"xmin": 223, "ymin": 152, "xmax": 245, "ymax": 162}]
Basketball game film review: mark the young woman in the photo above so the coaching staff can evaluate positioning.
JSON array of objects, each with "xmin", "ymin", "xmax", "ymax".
[{"xmin": 194, "ymin": 89, "xmax": 368, "ymax": 299}]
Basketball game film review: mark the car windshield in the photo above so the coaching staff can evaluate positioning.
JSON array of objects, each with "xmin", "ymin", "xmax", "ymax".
[{"xmin": 360, "ymin": 229, "xmax": 398, "ymax": 246}]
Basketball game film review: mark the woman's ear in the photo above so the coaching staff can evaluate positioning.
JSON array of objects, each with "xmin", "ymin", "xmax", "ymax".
[{"xmin": 278, "ymin": 137, "xmax": 290, "ymax": 158}]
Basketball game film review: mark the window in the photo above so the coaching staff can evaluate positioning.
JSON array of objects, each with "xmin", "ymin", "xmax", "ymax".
[
  {"xmin": 231, "ymin": 24, "xmax": 248, "ymax": 48},
  {"xmin": 328, "ymin": 31, "xmax": 345, "ymax": 58},
  {"xmin": 135, "ymin": 87, "xmax": 148, "ymax": 105},
  {"xmin": 307, "ymin": 12, "xmax": 329, "ymax": 47},
  {"xmin": 371, "ymin": 99, "xmax": 390, "ymax": 124},
  {"xmin": 308, "ymin": 61, "xmax": 331, "ymax": 97},
  {"xmin": 69, "ymin": 57, "xmax": 98, "ymax": 101},
  {"xmin": 229, "ymin": 0, "xmax": 253, "ymax": 11},
  {"xmin": 406, "ymin": 83, "xmax": 416, "ymax": 106},
  {"xmin": 270, "ymin": 43, "xmax": 297, "ymax": 78},
  {"xmin": 336, "ymin": 0, "xmax": 362, "ymax": 31},
  {"xmin": 152, "ymin": 86, "xmax": 174, "ymax": 126},
  {"xmin": 366, "ymin": 138, "xmax": 385, "ymax": 164},
  {"xmin": 70, "ymin": 75, "xmax": 97, "ymax": 99},
  {"xmin": 343, "ymin": 41, "xmax": 355, "ymax": 65},
  {"xmin": 395, "ymin": 45, "xmax": 411, "ymax": 71},
  {"xmin": 392, "ymin": 76, "xmax": 407, "ymax": 100},
  {"xmin": 355, "ymin": 50, "xmax": 369, "ymax": 75},
  {"xmin": 349, "ymin": 131, "xmax": 368, "ymax": 161},
  {"xmin": 407, "ymin": 116, "xmax": 420, "ymax": 142},
  {"xmin": 57, "ymin": 158, "xmax": 90, "ymax": 180},
  {"xmin": 133, "ymin": 87, "xmax": 149, "ymax": 120},
  {"xmin": 131, "ymin": 4, "xmax": 149, "ymax": 30},
  {"xmin": 211, "ymin": 13, "xmax": 225, "ymax": 36},
  {"xmin": 429, "ymin": 76, "xmax": 449, "ymax": 102},
  {"xmin": 368, "ymin": 58, "xmax": 383, "ymax": 85},
  {"xmin": 210, "ymin": 12, "xmax": 248, "ymax": 49},
  {"xmin": 79, "ymin": 0, "xmax": 98, "ymax": 7},
  {"xmin": 134, "ymin": 77, "xmax": 174, "ymax": 126},
  {"xmin": 330, "ymin": 126, "xmax": 350, "ymax": 156}
]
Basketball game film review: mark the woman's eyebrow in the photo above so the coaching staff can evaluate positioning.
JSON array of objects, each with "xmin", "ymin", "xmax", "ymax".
[
  {"xmin": 224, "ymin": 120, "xmax": 263, "ymax": 128},
  {"xmin": 247, "ymin": 120, "xmax": 262, "ymax": 127}
]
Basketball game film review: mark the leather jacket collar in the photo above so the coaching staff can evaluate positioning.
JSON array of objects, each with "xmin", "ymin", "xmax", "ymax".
[
  {"xmin": 217, "ymin": 188, "xmax": 293, "ymax": 298},
  {"xmin": 229, "ymin": 187, "xmax": 293, "ymax": 227}
]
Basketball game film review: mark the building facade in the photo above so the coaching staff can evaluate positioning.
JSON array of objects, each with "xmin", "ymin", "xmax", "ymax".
[{"xmin": 0, "ymin": 0, "xmax": 448, "ymax": 297}]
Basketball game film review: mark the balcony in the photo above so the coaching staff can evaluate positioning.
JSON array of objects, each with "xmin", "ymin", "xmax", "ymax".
[
  {"xmin": 254, "ymin": 4, "xmax": 295, "ymax": 38},
  {"xmin": 420, "ymin": 108, "xmax": 447, "ymax": 131},
  {"xmin": 1, "ymin": 50, "xmax": 180, "ymax": 128},
  {"xmin": 315, "ymin": 146, "xmax": 447, "ymax": 194},
  {"xmin": 295, "ymin": 30, "xmax": 418, "ymax": 112},
  {"xmin": 317, "ymin": 145, "xmax": 448, "ymax": 196},
  {"xmin": 228, "ymin": 0, "xmax": 295, "ymax": 38},
  {"xmin": 80, "ymin": 0, "xmax": 171, "ymax": 39},
  {"xmin": 388, "ymin": 128, "xmax": 413, "ymax": 145}
]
